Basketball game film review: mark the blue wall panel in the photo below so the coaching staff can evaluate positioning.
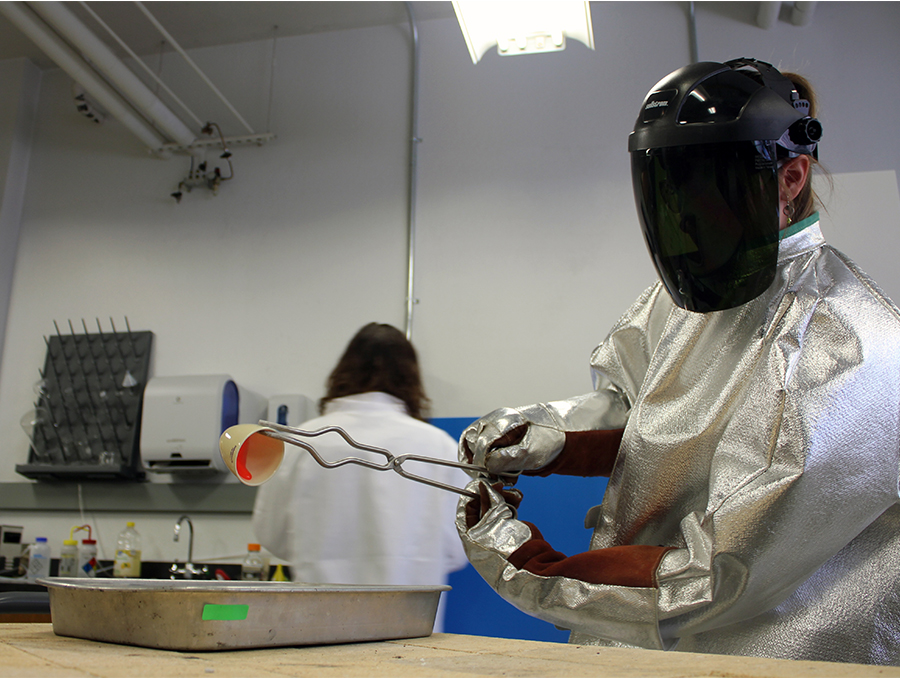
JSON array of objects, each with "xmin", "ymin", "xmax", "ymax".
[{"xmin": 431, "ymin": 417, "xmax": 608, "ymax": 642}]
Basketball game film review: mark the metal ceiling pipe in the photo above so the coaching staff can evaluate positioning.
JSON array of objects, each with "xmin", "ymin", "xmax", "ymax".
[
  {"xmin": 134, "ymin": 2, "xmax": 255, "ymax": 136},
  {"xmin": 687, "ymin": 1, "xmax": 698, "ymax": 63},
  {"xmin": 403, "ymin": 1, "xmax": 420, "ymax": 341},
  {"xmin": 28, "ymin": 1, "xmax": 195, "ymax": 146},
  {"xmin": 0, "ymin": 1, "xmax": 166, "ymax": 151},
  {"xmin": 76, "ymin": 0, "xmax": 204, "ymax": 130}
]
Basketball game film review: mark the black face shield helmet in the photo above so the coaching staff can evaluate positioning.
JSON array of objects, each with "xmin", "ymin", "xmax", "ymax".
[{"xmin": 628, "ymin": 58, "xmax": 822, "ymax": 313}]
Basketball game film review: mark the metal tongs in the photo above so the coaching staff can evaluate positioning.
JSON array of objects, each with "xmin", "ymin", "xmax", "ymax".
[{"xmin": 257, "ymin": 420, "xmax": 515, "ymax": 499}]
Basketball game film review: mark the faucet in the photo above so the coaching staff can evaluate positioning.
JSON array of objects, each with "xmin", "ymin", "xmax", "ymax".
[{"xmin": 169, "ymin": 514, "xmax": 209, "ymax": 580}]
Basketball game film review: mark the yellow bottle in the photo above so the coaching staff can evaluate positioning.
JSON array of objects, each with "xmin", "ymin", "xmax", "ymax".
[
  {"xmin": 113, "ymin": 521, "xmax": 142, "ymax": 578},
  {"xmin": 272, "ymin": 564, "xmax": 288, "ymax": 581}
]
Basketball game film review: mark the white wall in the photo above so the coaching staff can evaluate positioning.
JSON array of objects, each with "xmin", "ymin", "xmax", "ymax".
[{"xmin": 1, "ymin": 2, "xmax": 899, "ymax": 565}]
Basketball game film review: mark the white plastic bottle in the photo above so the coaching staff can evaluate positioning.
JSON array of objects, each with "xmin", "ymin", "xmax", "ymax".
[
  {"xmin": 113, "ymin": 521, "xmax": 142, "ymax": 578},
  {"xmin": 26, "ymin": 537, "xmax": 51, "ymax": 580},
  {"xmin": 78, "ymin": 538, "xmax": 98, "ymax": 577},
  {"xmin": 58, "ymin": 538, "xmax": 79, "ymax": 577},
  {"xmin": 240, "ymin": 543, "xmax": 265, "ymax": 581}
]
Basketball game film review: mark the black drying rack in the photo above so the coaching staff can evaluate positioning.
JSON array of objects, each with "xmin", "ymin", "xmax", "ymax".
[{"xmin": 15, "ymin": 319, "xmax": 153, "ymax": 481}]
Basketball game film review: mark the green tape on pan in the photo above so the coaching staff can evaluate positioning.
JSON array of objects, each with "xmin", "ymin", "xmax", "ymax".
[{"xmin": 202, "ymin": 604, "xmax": 249, "ymax": 621}]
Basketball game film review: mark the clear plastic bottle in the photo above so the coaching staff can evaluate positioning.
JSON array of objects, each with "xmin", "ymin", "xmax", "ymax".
[
  {"xmin": 113, "ymin": 521, "xmax": 142, "ymax": 578},
  {"xmin": 58, "ymin": 538, "xmax": 79, "ymax": 577},
  {"xmin": 78, "ymin": 538, "xmax": 98, "ymax": 577},
  {"xmin": 240, "ymin": 543, "xmax": 265, "ymax": 581},
  {"xmin": 26, "ymin": 538, "xmax": 51, "ymax": 580}
]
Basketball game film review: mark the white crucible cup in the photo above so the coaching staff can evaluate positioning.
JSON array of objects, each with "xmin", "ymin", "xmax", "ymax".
[{"xmin": 219, "ymin": 424, "xmax": 285, "ymax": 485}]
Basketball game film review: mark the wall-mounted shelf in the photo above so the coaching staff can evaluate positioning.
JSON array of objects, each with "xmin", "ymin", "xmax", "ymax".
[{"xmin": 0, "ymin": 482, "xmax": 256, "ymax": 514}]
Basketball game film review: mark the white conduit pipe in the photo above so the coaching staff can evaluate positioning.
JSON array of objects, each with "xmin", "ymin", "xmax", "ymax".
[
  {"xmin": 0, "ymin": 1, "xmax": 166, "ymax": 151},
  {"xmin": 756, "ymin": 2, "xmax": 782, "ymax": 29},
  {"xmin": 28, "ymin": 1, "xmax": 195, "ymax": 146},
  {"xmin": 134, "ymin": 1, "xmax": 256, "ymax": 135},
  {"xmin": 791, "ymin": 1, "xmax": 817, "ymax": 27},
  {"xmin": 76, "ymin": 0, "xmax": 205, "ymax": 130}
]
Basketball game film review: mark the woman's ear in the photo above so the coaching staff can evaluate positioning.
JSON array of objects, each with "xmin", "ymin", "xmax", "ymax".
[{"xmin": 779, "ymin": 155, "xmax": 812, "ymax": 202}]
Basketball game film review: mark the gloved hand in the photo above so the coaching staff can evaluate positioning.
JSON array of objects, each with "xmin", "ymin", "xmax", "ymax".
[
  {"xmin": 459, "ymin": 404, "xmax": 566, "ymax": 476},
  {"xmin": 464, "ymin": 481, "xmax": 524, "ymax": 530},
  {"xmin": 458, "ymin": 478, "xmax": 672, "ymax": 589},
  {"xmin": 457, "ymin": 479, "xmax": 534, "ymax": 560},
  {"xmin": 456, "ymin": 478, "xmax": 674, "ymax": 650}
]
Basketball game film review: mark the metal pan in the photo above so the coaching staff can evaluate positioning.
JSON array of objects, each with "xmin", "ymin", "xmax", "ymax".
[{"xmin": 41, "ymin": 578, "xmax": 447, "ymax": 651}]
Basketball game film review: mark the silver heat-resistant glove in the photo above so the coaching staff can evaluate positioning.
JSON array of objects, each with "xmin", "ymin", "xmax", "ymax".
[
  {"xmin": 459, "ymin": 390, "xmax": 631, "ymax": 478},
  {"xmin": 459, "ymin": 403, "xmax": 567, "ymax": 477}
]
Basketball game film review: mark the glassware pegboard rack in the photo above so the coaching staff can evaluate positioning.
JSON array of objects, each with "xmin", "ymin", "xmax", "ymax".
[{"xmin": 15, "ymin": 319, "xmax": 153, "ymax": 481}]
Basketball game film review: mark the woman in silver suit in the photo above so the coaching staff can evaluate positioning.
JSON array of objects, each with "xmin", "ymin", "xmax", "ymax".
[{"xmin": 457, "ymin": 58, "xmax": 900, "ymax": 665}]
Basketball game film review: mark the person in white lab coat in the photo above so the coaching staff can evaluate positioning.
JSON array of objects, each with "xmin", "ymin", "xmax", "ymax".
[{"xmin": 252, "ymin": 323, "xmax": 468, "ymax": 629}]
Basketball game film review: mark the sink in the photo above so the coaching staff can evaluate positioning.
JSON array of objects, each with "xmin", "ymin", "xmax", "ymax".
[
  {"xmin": 167, "ymin": 561, "xmax": 211, "ymax": 580},
  {"xmin": 140, "ymin": 561, "xmax": 241, "ymax": 580}
]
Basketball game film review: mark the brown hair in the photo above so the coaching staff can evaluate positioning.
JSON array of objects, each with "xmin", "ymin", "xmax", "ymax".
[
  {"xmin": 780, "ymin": 71, "xmax": 824, "ymax": 221},
  {"xmin": 319, "ymin": 323, "xmax": 431, "ymax": 420}
]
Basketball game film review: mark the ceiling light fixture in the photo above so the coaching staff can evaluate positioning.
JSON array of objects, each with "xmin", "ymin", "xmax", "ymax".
[{"xmin": 452, "ymin": 1, "xmax": 594, "ymax": 64}]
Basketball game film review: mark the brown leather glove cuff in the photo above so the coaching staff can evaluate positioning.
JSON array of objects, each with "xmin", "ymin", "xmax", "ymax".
[
  {"xmin": 525, "ymin": 428, "xmax": 624, "ymax": 478},
  {"xmin": 508, "ymin": 522, "xmax": 672, "ymax": 588}
]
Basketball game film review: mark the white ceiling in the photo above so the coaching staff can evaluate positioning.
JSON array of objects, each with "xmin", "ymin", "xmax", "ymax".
[{"xmin": 0, "ymin": 1, "xmax": 457, "ymax": 70}]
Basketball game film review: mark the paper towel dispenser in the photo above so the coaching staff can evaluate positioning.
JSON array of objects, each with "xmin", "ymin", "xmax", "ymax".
[{"xmin": 140, "ymin": 375, "xmax": 267, "ymax": 474}]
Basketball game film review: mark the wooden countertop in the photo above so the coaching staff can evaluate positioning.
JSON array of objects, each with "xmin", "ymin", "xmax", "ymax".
[{"xmin": 2, "ymin": 624, "xmax": 899, "ymax": 677}]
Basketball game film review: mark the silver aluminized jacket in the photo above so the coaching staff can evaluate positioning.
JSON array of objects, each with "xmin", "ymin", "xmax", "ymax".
[{"xmin": 457, "ymin": 217, "xmax": 900, "ymax": 664}]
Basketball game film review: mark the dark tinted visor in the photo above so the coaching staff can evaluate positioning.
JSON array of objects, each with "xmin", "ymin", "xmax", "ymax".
[{"xmin": 631, "ymin": 141, "xmax": 780, "ymax": 313}]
